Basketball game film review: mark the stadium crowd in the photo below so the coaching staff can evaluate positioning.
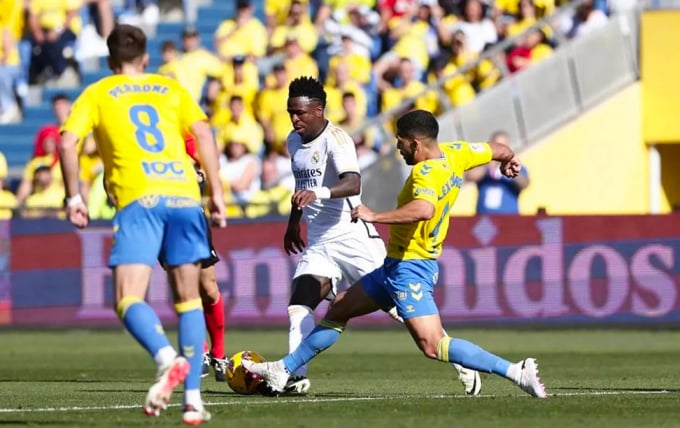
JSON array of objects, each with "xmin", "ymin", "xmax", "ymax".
[{"xmin": 0, "ymin": 0, "xmax": 621, "ymax": 220}]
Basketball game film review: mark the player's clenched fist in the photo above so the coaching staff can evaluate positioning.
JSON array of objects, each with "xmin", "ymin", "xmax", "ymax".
[
  {"xmin": 351, "ymin": 205, "xmax": 376, "ymax": 223},
  {"xmin": 291, "ymin": 190, "xmax": 317, "ymax": 209},
  {"xmin": 500, "ymin": 156, "xmax": 522, "ymax": 178},
  {"xmin": 66, "ymin": 201, "xmax": 89, "ymax": 229}
]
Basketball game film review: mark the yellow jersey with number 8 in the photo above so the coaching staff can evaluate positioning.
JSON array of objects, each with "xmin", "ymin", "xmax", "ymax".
[
  {"xmin": 62, "ymin": 74, "xmax": 206, "ymax": 210},
  {"xmin": 387, "ymin": 142, "xmax": 493, "ymax": 260}
]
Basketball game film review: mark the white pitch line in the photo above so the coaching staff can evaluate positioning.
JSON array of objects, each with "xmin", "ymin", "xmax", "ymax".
[{"xmin": 0, "ymin": 390, "xmax": 675, "ymax": 414}]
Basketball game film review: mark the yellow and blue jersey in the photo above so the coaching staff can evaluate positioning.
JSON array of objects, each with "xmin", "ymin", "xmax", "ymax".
[
  {"xmin": 387, "ymin": 142, "xmax": 492, "ymax": 260},
  {"xmin": 62, "ymin": 73, "xmax": 207, "ymax": 210}
]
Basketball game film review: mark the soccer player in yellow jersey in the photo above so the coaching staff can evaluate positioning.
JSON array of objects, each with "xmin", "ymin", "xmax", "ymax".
[
  {"xmin": 58, "ymin": 24, "xmax": 226, "ymax": 425},
  {"xmin": 245, "ymin": 110, "xmax": 548, "ymax": 398}
]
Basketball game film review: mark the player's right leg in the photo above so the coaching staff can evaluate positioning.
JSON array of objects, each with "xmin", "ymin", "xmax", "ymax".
[
  {"xmin": 286, "ymin": 246, "xmax": 341, "ymax": 393},
  {"xmin": 393, "ymin": 260, "xmax": 546, "ymax": 398},
  {"xmin": 108, "ymin": 200, "xmax": 187, "ymax": 417},
  {"xmin": 198, "ymin": 263, "xmax": 228, "ymax": 382},
  {"xmin": 244, "ymin": 268, "xmax": 389, "ymax": 393}
]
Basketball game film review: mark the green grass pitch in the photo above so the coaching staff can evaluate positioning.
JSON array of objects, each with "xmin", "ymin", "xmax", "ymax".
[{"xmin": 1, "ymin": 328, "xmax": 680, "ymax": 427}]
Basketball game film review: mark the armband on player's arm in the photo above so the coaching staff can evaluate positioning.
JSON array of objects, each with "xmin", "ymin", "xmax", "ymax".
[{"xmin": 312, "ymin": 187, "xmax": 331, "ymax": 199}]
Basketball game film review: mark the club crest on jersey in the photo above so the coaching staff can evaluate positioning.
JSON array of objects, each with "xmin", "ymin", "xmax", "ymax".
[{"xmin": 311, "ymin": 151, "xmax": 320, "ymax": 164}]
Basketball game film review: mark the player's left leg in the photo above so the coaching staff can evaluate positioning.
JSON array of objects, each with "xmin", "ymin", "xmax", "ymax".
[
  {"xmin": 198, "ymin": 263, "xmax": 227, "ymax": 381},
  {"xmin": 244, "ymin": 267, "xmax": 390, "ymax": 393}
]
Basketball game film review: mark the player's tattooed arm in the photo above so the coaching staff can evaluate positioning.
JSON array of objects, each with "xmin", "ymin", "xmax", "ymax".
[{"xmin": 352, "ymin": 199, "xmax": 435, "ymax": 224}]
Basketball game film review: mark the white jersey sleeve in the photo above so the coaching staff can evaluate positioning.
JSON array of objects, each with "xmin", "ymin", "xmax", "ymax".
[{"xmin": 326, "ymin": 126, "xmax": 360, "ymax": 177}]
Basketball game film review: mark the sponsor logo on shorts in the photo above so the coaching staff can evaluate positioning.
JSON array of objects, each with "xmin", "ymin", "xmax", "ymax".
[
  {"xmin": 394, "ymin": 291, "xmax": 408, "ymax": 301},
  {"xmin": 405, "ymin": 305, "xmax": 415, "ymax": 313}
]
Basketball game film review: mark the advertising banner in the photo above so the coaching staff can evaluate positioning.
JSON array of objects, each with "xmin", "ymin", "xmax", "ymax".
[{"xmin": 7, "ymin": 214, "xmax": 680, "ymax": 326}]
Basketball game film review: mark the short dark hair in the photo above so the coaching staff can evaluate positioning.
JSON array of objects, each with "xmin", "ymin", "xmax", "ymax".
[
  {"xmin": 396, "ymin": 109, "xmax": 439, "ymax": 140},
  {"xmin": 342, "ymin": 91, "xmax": 355, "ymax": 101},
  {"xmin": 161, "ymin": 40, "xmax": 176, "ymax": 52},
  {"xmin": 107, "ymin": 24, "xmax": 147, "ymax": 68},
  {"xmin": 288, "ymin": 76, "xmax": 326, "ymax": 107},
  {"xmin": 51, "ymin": 93, "xmax": 70, "ymax": 104}
]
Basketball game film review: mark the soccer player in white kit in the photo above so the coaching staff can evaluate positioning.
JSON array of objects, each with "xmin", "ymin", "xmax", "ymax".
[{"xmin": 281, "ymin": 77, "xmax": 480, "ymax": 396}]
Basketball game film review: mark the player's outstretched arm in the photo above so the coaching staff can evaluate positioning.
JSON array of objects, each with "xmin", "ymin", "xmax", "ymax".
[
  {"xmin": 291, "ymin": 171, "xmax": 360, "ymax": 209},
  {"xmin": 351, "ymin": 199, "xmax": 434, "ymax": 225},
  {"xmin": 489, "ymin": 141, "xmax": 522, "ymax": 178},
  {"xmin": 190, "ymin": 120, "xmax": 226, "ymax": 227},
  {"xmin": 59, "ymin": 131, "xmax": 89, "ymax": 228}
]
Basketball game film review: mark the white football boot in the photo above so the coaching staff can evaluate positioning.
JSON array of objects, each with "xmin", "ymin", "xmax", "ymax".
[
  {"xmin": 285, "ymin": 375, "xmax": 311, "ymax": 394},
  {"xmin": 453, "ymin": 363, "xmax": 482, "ymax": 396},
  {"xmin": 241, "ymin": 359, "xmax": 289, "ymax": 393},
  {"xmin": 143, "ymin": 356, "xmax": 190, "ymax": 416},
  {"xmin": 182, "ymin": 404, "xmax": 212, "ymax": 426},
  {"xmin": 509, "ymin": 358, "xmax": 547, "ymax": 398}
]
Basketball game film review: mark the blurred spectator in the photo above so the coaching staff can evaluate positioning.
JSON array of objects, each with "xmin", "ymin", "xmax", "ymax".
[
  {"xmin": 256, "ymin": 64, "xmax": 291, "ymax": 153},
  {"xmin": 374, "ymin": 0, "xmax": 432, "ymax": 82},
  {"xmin": 506, "ymin": 27, "xmax": 552, "ymax": 73},
  {"xmin": 219, "ymin": 131, "xmax": 262, "ymax": 214},
  {"xmin": 0, "ymin": 150, "xmax": 17, "ymax": 219},
  {"xmin": 560, "ymin": 0, "xmax": 608, "ymax": 38},
  {"xmin": 281, "ymin": 34, "xmax": 319, "ymax": 84},
  {"xmin": 245, "ymin": 151, "xmax": 295, "ymax": 218},
  {"xmin": 157, "ymin": 39, "xmax": 180, "ymax": 78},
  {"xmin": 208, "ymin": 55, "xmax": 259, "ymax": 125},
  {"xmin": 214, "ymin": 0, "xmax": 268, "ymax": 61},
  {"xmin": 326, "ymin": 34, "xmax": 371, "ymax": 86},
  {"xmin": 269, "ymin": 0, "xmax": 318, "ymax": 55},
  {"xmin": 118, "ymin": 0, "xmax": 159, "ymax": 29},
  {"xmin": 339, "ymin": 92, "xmax": 379, "ymax": 170},
  {"xmin": 77, "ymin": 134, "xmax": 102, "ymax": 202},
  {"xmin": 380, "ymin": 57, "xmax": 437, "ymax": 113},
  {"xmin": 377, "ymin": 0, "xmax": 417, "ymax": 36},
  {"xmin": 0, "ymin": 12, "xmax": 21, "ymax": 124},
  {"xmin": 495, "ymin": 0, "xmax": 555, "ymax": 21},
  {"xmin": 18, "ymin": 124, "xmax": 63, "ymax": 206},
  {"xmin": 465, "ymin": 131, "xmax": 529, "ymax": 214},
  {"xmin": 22, "ymin": 164, "xmax": 64, "ymax": 218},
  {"xmin": 325, "ymin": 60, "xmax": 368, "ymax": 122},
  {"xmin": 321, "ymin": 4, "xmax": 377, "ymax": 60},
  {"xmin": 447, "ymin": 0, "xmax": 497, "ymax": 53},
  {"xmin": 214, "ymin": 95, "xmax": 264, "ymax": 155},
  {"xmin": 87, "ymin": 170, "xmax": 115, "ymax": 220},
  {"xmin": 427, "ymin": 55, "xmax": 475, "ymax": 111},
  {"xmin": 28, "ymin": 0, "xmax": 82, "ymax": 86},
  {"xmin": 174, "ymin": 26, "xmax": 224, "ymax": 102},
  {"xmin": 32, "ymin": 93, "xmax": 70, "ymax": 157}
]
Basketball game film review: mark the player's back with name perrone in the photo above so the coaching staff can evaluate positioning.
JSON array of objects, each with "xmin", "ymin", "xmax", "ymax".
[{"xmin": 67, "ymin": 73, "xmax": 204, "ymax": 208}]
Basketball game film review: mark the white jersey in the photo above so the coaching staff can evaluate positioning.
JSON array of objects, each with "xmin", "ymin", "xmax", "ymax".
[{"xmin": 288, "ymin": 121, "xmax": 379, "ymax": 244}]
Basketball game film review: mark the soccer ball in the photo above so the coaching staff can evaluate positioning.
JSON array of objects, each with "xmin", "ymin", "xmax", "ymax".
[{"xmin": 226, "ymin": 350, "xmax": 265, "ymax": 395}]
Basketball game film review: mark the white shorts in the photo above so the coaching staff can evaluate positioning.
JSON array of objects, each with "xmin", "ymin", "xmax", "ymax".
[{"xmin": 293, "ymin": 234, "xmax": 386, "ymax": 300}]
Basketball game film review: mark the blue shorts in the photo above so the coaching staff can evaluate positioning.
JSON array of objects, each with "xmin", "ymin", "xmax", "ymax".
[
  {"xmin": 361, "ymin": 257, "xmax": 439, "ymax": 319},
  {"xmin": 109, "ymin": 195, "xmax": 210, "ymax": 268}
]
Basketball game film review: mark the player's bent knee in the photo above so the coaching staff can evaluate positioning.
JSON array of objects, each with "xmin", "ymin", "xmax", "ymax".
[{"xmin": 290, "ymin": 275, "xmax": 331, "ymax": 308}]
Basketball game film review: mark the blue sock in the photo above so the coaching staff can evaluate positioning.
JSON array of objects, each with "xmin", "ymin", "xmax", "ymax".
[
  {"xmin": 117, "ymin": 297, "xmax": 171, "ymax": 358},
  {"xmin": 176, "ymin": 299, "xmax": 206, "ymax": 390},
  {"xmin": 439, "ymin": 337, "xmax": 511, "ymax": 376},
  {"xmin": 283, "ymin": 319, "xmax": 345, "ymax": 373}
]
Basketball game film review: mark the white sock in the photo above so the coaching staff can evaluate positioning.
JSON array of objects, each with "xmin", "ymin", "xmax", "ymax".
[
  {"xmin": 505, "ymin": 361, "xmax": 522, "ymax": 383},
  {"xmin": 153, "ymin": 346, "xmax": 177, "ymax": 368},
  {"xmin": 184, "ymin": 389, "xmax": 203, "ymax": 410},
  {"xmin": 288, "ymin": 304, "xmax": 314, "ymax": 377}
]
